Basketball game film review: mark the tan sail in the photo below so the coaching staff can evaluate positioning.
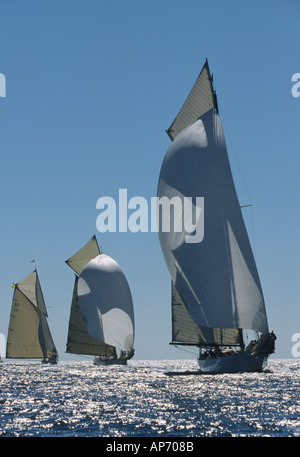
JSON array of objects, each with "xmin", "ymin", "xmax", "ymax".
[
  {"xmin": 166, "ymin": 59, "xmax": 218, "ymax": 141},
  {"xmin": 66, "ymin": 235, "xmax": 100, "ymax": 275},
  {"xmin": 6, "ymin": 270, "xmax": 57, "ymax": 361}
]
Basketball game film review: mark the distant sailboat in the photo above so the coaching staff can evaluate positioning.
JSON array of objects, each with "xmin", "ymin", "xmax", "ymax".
[
  {"xmin": 157, "ymin": 60, "xmax": 276, "ymax": 374},
  {"xmin": 65, "ymin": 236, "xmax": 135, "ymax": 365},
  {"xmin": 6, "ymin": 270, "xmax": 58, "ymax": 364}
]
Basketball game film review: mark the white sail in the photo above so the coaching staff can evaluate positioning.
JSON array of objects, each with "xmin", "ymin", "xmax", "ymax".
[
  {"xmin": 66, "ymin": 276, "xmax": 117, "ymax": 357},
  {"xmin": 158, "ymin": 100, "xmax": 269, "ymax": 335},
  {"xmin": 77, "ymin": 254, "xmax": 135, "ymax": 352}
]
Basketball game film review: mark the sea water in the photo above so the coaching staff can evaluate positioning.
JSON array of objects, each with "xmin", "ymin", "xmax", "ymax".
[{"xmin": 0, "ymin": 359, "xmax": 299, "ymax": 437}]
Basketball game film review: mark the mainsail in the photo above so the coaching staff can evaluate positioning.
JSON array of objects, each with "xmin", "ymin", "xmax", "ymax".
[
  {"xmin": 158, "ymin": 60, "xmax": 269, "ymax": 341},
  {"xmin": 6, "ymin": 270, "xmax": 57, "ymax": 360},
  {"xmin": 171, "ymin": 281, "xmax": 240, "ymax": 346},
  {"xmin": 66, "ymin": 236, "xmax": 135, "ymax": 358}
]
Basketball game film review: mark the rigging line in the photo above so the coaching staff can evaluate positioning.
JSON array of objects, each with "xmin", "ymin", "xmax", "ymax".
[
  {"xmin": 219, "ymin": 107, "xmax": 257, "ymax": 257},
  {"xmin": 219, "ymin": 107, "xmax": 252, "ymax": 204},
  {"xmin": 249, "ymin": 202, "xmax": 257, "ymax": 258}
]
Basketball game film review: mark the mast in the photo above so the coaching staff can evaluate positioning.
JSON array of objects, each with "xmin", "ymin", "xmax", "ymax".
[{"xmin": 238, "ymin": 329, "xmax": 245, "ymax": 351}]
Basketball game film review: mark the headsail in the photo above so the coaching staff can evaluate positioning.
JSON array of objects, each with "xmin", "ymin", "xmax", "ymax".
[
  {"xmin": 158, "ymin": 60, "xmax": 269, "ymax": 335},
  {"xmin": 6, "ymin": 270, "xmax": 57, "ymax": 360},
  {"xmin": 78, "ymin": 254, "xmax": 135, "ymax": 352},
  {"xmin": 66, "ymin": 276, "xmax": 117, "ymax": 357}
]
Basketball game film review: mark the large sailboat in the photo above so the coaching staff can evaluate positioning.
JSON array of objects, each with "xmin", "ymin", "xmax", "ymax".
[
  {"xmin": 65, "ymin": 235, "xmax": 135, "ymax": 365},
  {"xmin": 157, "ymin": 60, "xmax": 276, "ymax": 373},
  {"xmin": 6, "ymin": 269, "xmax": 58, "ymax": 364}
]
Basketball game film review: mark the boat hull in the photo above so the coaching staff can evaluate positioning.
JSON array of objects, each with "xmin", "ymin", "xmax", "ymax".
[
  {"xmin": 93, "ymin": 357, "xmax": 128, "ymax": 366},
  {"xmin": 197, "ymin": 351, "xmax": 267, "ymax": 374},
  {"xmin": 42, "ymin": 358, "xmax": 58, "ymax": 365}
]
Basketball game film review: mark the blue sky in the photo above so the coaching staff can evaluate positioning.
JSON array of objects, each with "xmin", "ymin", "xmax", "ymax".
[{"xmin": 0, "ymin": 0, "xmax": 299, "ymax": 360}]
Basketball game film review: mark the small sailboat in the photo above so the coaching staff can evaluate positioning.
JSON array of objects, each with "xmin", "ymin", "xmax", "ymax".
[
  {"xmin": 65, "ymin": 235, "xmax": 135, "ymax": 365},
  {"xmin": 6, "ymin": 269, "xmax": 58, "ymax": 364},
  {"xmin": 157, "ymin": 60, "xmax": 276, "ymax": 374}
]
